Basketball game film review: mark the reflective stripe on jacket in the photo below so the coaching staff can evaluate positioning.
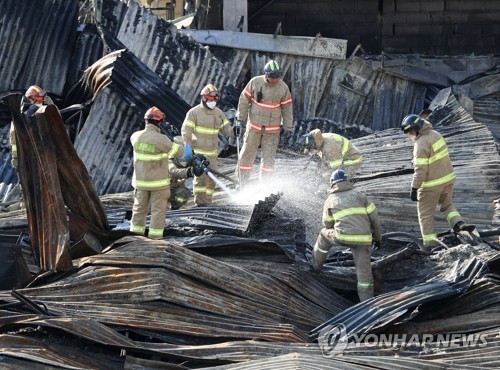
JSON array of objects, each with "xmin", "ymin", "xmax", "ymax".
[
  {"xmin": 9, "ymin": 123, "xmax": 17, "ymax": 158},
  {"xmin": 322, "ymin": 181, "xmax": 381, "ymax": 246},
  {"xmin": 237, "ymin": 75, "xmax": 293, "ymax": 131},
  {"xmin": 181, "ymin": 103, "xmax": 233, "ymax": 155},
  {"xmin": 310, "ymin": 129, "xmax": 363, "ymax": 170},
  {"xmin": 412, "ymin": 121, "xmax": 455, "ymax": 189},
  {"xmin": 130, "ymin": 124, "xmax": 184, "ymax": 191}
]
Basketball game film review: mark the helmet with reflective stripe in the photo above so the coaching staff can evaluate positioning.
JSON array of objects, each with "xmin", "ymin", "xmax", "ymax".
[
  {"xmin": 264, "ymin": 60, "xmax": 281, "ymax": 78},
  {"xmin": 25, "ymin": 85, "xmax": 46, "ymax": 103},
  {"xmin": 330, "ymin": 169, "xmax": 347, "ymax": 186},
  {"xmin": 401, "ymin": 114, "xmax": 424, "ymax": 134},
  {"xmin": 144, "ymin": 106, "xmax": 165, "ymax": 122},
  {"xmin": 297, "ymin": 133, "xmax": 315, "ymax": 154},
  {"xmin": 200, "ymin": 84, "xmax": 219, "ymax": 101}
]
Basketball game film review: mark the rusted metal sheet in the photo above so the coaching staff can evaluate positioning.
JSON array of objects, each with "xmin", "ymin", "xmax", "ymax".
[
  {"xmin": 0, "ymin": 0, "xmax": 78, "ymax": 96},
  {"xmin": 4, "ymin": 95, "xmax": 110, "ymax": 271}
]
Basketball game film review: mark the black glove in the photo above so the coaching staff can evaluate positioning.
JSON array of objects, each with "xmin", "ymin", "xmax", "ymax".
[
  {"xmin": 280, "ymin": 128, "xmax": 293, "ymax": 145},
  {"xmin": 372, "ymin": 240, "xmax": 381, "ymax": 250},
  {"xmin": 233, "ymin": 124, "xmax": 241, "ymax": 137},
  {"xmin": 192, "ymin": 154, "xmax": 209, "ymax": 177},
  {"xmin": 410, "ymin": 187, "xmax": 418, "ymax": 202},
  {"xmin": 186, "ymin": 167, "xmax": 193, "ymax": 178}
]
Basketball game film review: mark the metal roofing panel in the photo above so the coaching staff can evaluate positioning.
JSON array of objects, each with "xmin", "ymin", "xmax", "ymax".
[{"xmin": 0, "ymin": 0, "xmax": 78, "ymax": 96}]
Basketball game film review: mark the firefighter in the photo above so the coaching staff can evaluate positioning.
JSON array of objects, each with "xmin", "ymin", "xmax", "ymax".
[
  {"xmin": 297, "ymin": 129, "xmax": 363, "ymax": 179},
  {"xmin": 312, "ymin": 169, "xmax": 381, "ymax": 302},
  {"xmin": 169, "ymin": 136, "xmax": 201, "ymax": 210},
  {"xmin": 401, "ymin": 114, "xmax": 475, "ymax": 249},
  {"xmin": 7, "ymin": 85, "xmax": 55, "ymax": 211},
  {"xmin": 181, "ymin": 84, "xmax": 235, "ymax": 206},
  {"xmin": 130, "ymin": 107, "xmax": 191, "ymax": 238},
  {"xmin": 236, "ymin": 60, "xmax": 293, "ymax": 185}
]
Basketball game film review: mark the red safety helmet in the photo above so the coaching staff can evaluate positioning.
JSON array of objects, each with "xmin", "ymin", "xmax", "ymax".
[
  {"xmin": 144, "ymin": 106, "xmax": 165, "ymax": 122},
  {"xmin": 200, "ymin": 84, "xmax": 220, "ymax": 102},
  {"xmin": 25, "ymin": 85, "xmax": 46, "ymax": 103}
]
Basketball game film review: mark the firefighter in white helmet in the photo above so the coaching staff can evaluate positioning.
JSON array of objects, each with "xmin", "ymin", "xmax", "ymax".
[
  {"xmin": 130, "ymin": 107, "xmax": 191, "ymax": 238},
  {"xmin": 181, "ymin": 84, "xmax": 235, "ymax": 206},
  {"xmin": 236, "ymin": 60, "xmax": 293, "ymax": 185},
  {"xmin": 312, "ymin": 169, "xmax": 381, "ymax": 302}
]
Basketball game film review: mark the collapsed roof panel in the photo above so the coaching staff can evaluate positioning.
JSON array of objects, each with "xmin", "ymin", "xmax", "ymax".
[
  {"xmin": 94, "ymin": 0, "xmax": 249, "ymax": 106},
  {"xmin": 0, "ymin": 0, "xmax": 78, "ymax": 96},
  {"xmin": 69, "ymin": 49, "xmax": 191, "ymax": 194}
]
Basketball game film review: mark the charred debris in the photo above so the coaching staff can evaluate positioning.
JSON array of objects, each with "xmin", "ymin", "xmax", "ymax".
[{"xmin": 0, "ymin": 0, "xmax": 499, "ymax": 368}]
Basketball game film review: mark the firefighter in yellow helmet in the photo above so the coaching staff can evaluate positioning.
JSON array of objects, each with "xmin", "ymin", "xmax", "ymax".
[
  {"xmin": 401, "ymin": 114, "xmax": 475, "ymax": 249},
  {"xmin": 181, "ymin": 84, "xmax": 235, "ymax": 206},
  {"xmin": 297, "ymin": 129, "xmax": 363, "ymax": 180},
  {"xmin": 129, "ymin": 107, "xmax": 191, "ymax": 238},
  {"xmin": 7, "ymin": 85, "xmax": 54, "ymax": 211},
  {"xmin": 312, "ymin": 169, "xmax": 381, "ymax": 302},
  {"xmin": 236, "ymin": 60, "xmax": 293, "ymax": 185}
]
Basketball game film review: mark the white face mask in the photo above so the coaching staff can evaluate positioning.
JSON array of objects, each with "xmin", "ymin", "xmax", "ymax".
[
  {"xmin": 205, "ymin": 101, "xmax": 217, "ymax": 109},
  {"xmin": 406, "ymin": 132, "xmax": 417, "ymax": 141}
]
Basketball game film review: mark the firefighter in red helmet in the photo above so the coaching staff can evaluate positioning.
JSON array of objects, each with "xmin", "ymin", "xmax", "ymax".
[{"xmin": 129, "ymin": 106, "xmax": 191, "ymax": 238}]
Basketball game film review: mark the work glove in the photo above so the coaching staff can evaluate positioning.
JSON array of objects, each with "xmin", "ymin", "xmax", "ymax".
[
  {"xmin": 280, "ymin": 127, "xmax": 293, "ymax": 146},
  {"xmin": 192, "ymin": 153, "xmax": 209, "ymax": 177},
  {"xmin": 236, "ymin": 120, "xmax": 246, "ymax": 138},
  {"xmin": 180, "ymin": 143, "xmax": 193, "ymax": 162},
  {"xmin": 186, "ymin": 167, "xmax": 194, "ymax": 178},
  {"xmin": 410, "ymin": 187, "xmax": 418, "ymax": 202},
  {"xmin": 372, "ymin": 240, "xmax": 381, "ymax": 250},
  {"xmin": 233, "ymin": 124, "xmax": 241, "ymax": 137}
]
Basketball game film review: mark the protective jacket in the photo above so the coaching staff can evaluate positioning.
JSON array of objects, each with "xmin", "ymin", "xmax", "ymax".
[
  {"xmin": 181, "ymin": 103, "xmax": 233, "ymax": 205},
  {"xmin": 168, "ymin": 159, "xmax": 191, "ymax": 209},
  {"xmin": 411, "ymin": 121, "xmax": 455, "ymax": 189},
  {"xmin": 322, "ymin": 181, "xmax": 381, "ymax": 246},
  {"xmin": 181, "ymin": 103, "xmax": 233, "ymax": 157},
  {"xmin": 237, "ymin": 75, "xmax": 293, "ymax": 132},
  {"xmin": 130, "ymin": 124, "xmax": 184, "ymax": 190},
  {"xmin": 310, "ymin": 129, "xmax": 363, "ymax": 171}
]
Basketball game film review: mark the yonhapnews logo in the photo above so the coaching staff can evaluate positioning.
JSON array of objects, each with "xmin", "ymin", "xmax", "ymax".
[
  {"xmin": 317, "ymin": 323, "xmax": 488, "ymax": 357},
  {"xmin": 317, "ymin": 323, "xmax": 348, "ymax": 357}
]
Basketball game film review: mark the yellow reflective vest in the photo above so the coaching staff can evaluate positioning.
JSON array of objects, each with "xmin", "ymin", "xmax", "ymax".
[
  {"xmin": 130, "ymin": 124, "xmax": 184, "ymax": 191},
  {"xmin": 412, "ymin": 121, "xmax": 455, "ymax": 189}
]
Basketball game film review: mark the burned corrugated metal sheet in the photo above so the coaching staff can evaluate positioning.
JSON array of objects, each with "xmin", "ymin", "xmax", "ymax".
[
  {"xmin": 63, "ymin": 24, "xmax": 104, "ymax": 93},
  {"xmin": 0, "ymin": 0, "xmax": 78, "ymax": 96},
  {"xmin": 69, "ymin": 49, "xmax": 191, "ymax": 194},
  {"xmin": 4, "ymin": 96, "xmax": 110, "ymax": 271},
  {"xmin": 94, "ymin": 0, "xmax": 249, "ymax": 106},
  {"xmin": 310, "ymin": 257, "xmax": 486, "ymax": 341}
]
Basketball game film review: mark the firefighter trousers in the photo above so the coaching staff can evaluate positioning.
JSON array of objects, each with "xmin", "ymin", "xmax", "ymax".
[
  {"xmin": 130, "ymin": 188, "xmax": 170, "ymax": 238},
  {"xmin": 194, "ymin": 155, "xmax": 218, "ymax": 206},
  {"xmin": 417, "ymin": 182, "xmax": 462, "ymax": 246},
  {"xmin": 313, "ymin": 228, "xmax": 374, "ymax": 302},
  {"xmin": 237, "ymin": 129, "xmax": 280, "ymax": 184}
]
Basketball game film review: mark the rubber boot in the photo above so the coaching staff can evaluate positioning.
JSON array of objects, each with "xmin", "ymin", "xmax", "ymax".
[
  {"xmin": 311, "ymin": 244, "xmax": 327, "ymax": 273},
  {"xmin": 357, "ymin": 286, "xmax": 374, "ymax": 302},
  {"xmin": 453, "ymin": 221, "xmax": 476, "ymax": 233}
]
